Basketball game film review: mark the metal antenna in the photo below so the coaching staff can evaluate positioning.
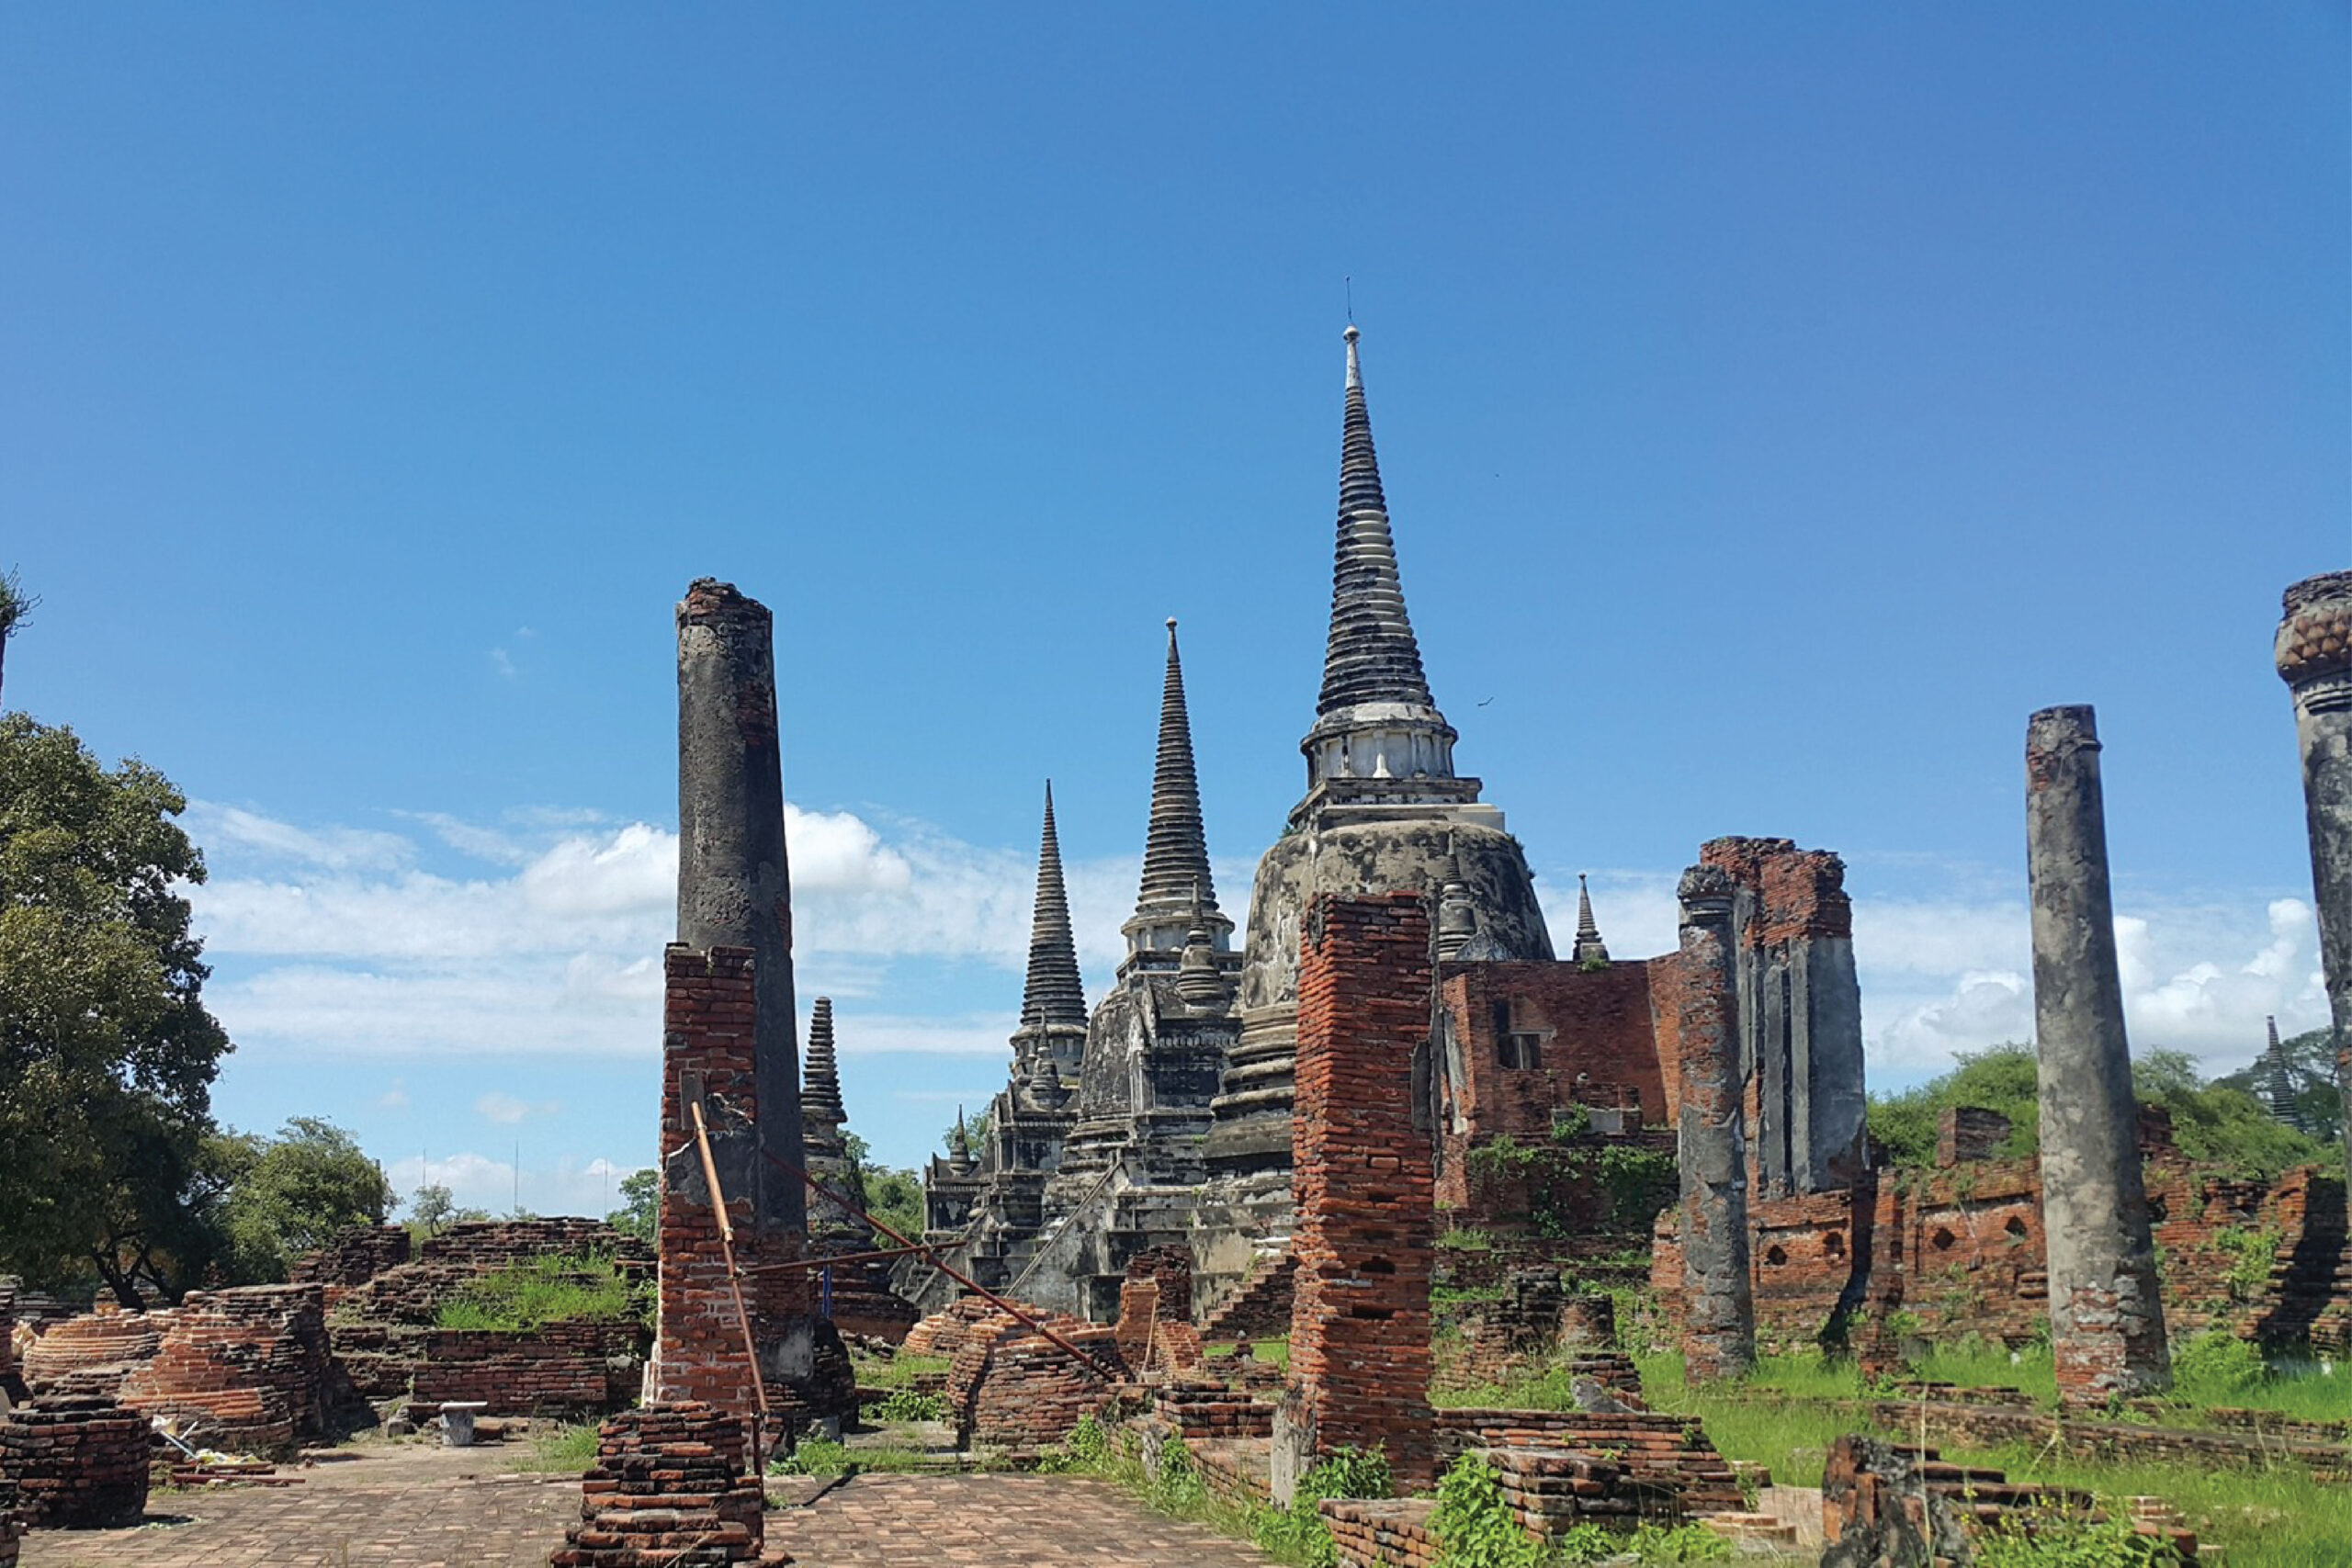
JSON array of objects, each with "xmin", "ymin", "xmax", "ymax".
[{"xmin": 1345, "ymin": 276, "xmax": 1354, "ymax": 324}]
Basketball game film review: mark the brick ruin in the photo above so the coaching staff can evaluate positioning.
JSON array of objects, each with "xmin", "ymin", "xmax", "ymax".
[
  {"xmin": 548, "ymin": 1402, "xmax": 766, "ymax": 1568},
  {"xmin": 0, "ymin": 1394, "xmax": 149, "ymax": 1529},
  {"xmin": 1651, "ymin": 1106, "xmax": 2352, "ymax": 1359},
  {"xmin": 1276, "ymin": 893, "xmax": 1439, "ymax": 1493}
]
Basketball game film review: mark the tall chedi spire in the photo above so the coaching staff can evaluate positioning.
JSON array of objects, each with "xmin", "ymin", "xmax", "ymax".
[
  {"xmin": 1297, "ymin": 326, "xmax": 1471, "ymax": 809},
  {"xmin": 1573, "ymin": 874, "xmax": 1611, "ymax": 966},
  {"xmin": 1123, "ymin": 619, "xmax": 1234, "ymax": 963},
  {"xmin": 1011, "ymin": 783, "xmax": 1089, "ymax": 1075},
  {"xmin": 1210, "ymin": 323, "xmax": 1553, "ymax": 1185},
  {"xmin": 801, "ymin": 996, "xmax": 847, "ymax": 1131}
]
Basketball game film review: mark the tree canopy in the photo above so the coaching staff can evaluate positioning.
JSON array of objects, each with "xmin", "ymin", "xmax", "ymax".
[
  {"xmin": 1867, "ymin": 1041, "xmax": 2336, "ymax": 1180},
  {"xmin": 0, "ymin": 716, "xmax": 234, "ymax": 1302},
  {"xmin": 216, "ymin": 1116, "xmax": 392, "ymax": 1280}
]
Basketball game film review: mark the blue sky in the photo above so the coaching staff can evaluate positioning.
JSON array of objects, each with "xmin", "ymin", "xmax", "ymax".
[{"xmin": 5, "ymin": 6, "xmax": 2345, "ymax": 1216}]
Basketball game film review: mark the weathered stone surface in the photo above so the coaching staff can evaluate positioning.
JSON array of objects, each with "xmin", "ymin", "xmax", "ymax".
[
  {"xmin": 2025, "ymin": 705, "xmax": 2169, "ymax": 1400},
  {"xmin": 0, "ymin": 1394, "xmax": 149, "ymax": 1529},
  {"xmin": 1672, "ymin": 864, "xmax": 1754, "ymax": 1382},
  {"xmin": 2276, "ymin": 570, "xmax": 2352, "ymax": 1192},
  {"xmin": 674, "ymin": 578, "xmax": 805, "ymax": 1241}
]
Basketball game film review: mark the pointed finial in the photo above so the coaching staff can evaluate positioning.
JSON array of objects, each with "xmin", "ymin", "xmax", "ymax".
[
  {"xmin": 1127, "ymin": 614, "xmax": 1228, "ymax": 959},
  {"xmin": 1344, "ymin": 321, "xmax": 1362, "ymax": 389},
  {"xmin": 1573, "ymin": 874, "xmax": 1611, "ymax": 966}
]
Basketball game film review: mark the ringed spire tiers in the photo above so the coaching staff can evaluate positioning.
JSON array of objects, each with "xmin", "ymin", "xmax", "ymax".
[
  {"xmin": 801, "ymin": 996, "xmax": 847, "ymax": 1129},
  {"xmin": 1012, "ymin": 782, "xmax": 1089, "ymax": 1073},
  {"xmin": 1123, "ymin": 618, "xmax": 1233, "ymax": 963},
  {"xmin": 1298, "ymin": 325, "xmax": 1472, "ymax": 811}
]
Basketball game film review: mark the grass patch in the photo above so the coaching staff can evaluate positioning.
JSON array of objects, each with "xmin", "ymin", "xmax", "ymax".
[
  {"xmin": 767, "ymin": 1438, "xmax": 953, "ymax": 1476},
  {"xmin": 435, "ymin": 1251, "xmax": 649, "ymax": 1332},
  {"xmin": 849, "ymin": 1350, "xmax": 951, "ymax": 1389},
  {"xmin": 1943, "ymin": 1440, "xmax": 2350, "ymax": 1568},
  {"xmin": 517, "ymin": 1423, "xmax": 600, "ymax": 1472}
]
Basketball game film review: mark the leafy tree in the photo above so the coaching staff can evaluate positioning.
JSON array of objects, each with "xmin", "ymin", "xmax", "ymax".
[
  {"xmin": 605, "ymin": 1168, "xmax": 658, "ymax": 1242},
  {"xmin": 2132, "ymin": 1048, "xmax": 2330, "ymax": 1179},
  {"xmin": 409, "ymin": 1182, "xmax": 458, "ymax": 1234},
  {"xmin": 0, "ymin": 716, "xmax": 233, "ymax": 1303},
  {"xmin": 1867, "ymin": 1044, "xmax": 2041, "ymax": 1168},
  {"xmin": 840, "ymin": 1131, "xmax": 923, "ymax": 1238},
  {"xmin": 217, "ymin": 1116, "xmax": 392, "ymax": 1280},
  {"xmin": 0, "ymin": 567, "xmax": 36, "ymax": 708}
]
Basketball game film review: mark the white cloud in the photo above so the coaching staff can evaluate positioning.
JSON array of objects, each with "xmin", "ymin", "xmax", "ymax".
[
  {"xmin": 376, "ymin": 1077, "xmax": 411, "ymax": 1111},
  {"xmin": 475, "ymin": 1092, "xmax": 530, "ymax": 1124},
  {"xmin": 187, "ymin": 803, "xmax": 413, "ymax": 873},
  {"xmin": 189, "ymin": 801, "xmax": 1110, "ymax": 1063}
]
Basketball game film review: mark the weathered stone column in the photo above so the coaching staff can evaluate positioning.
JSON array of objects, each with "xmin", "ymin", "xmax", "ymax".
[
  {"xmin": 1671, "ymin": 864, "xmax": 1754, "ymax": 1382},
  {"xmin": 2275, "ymin": 572, "xmax": 2352, "ymax": 1192},
  {"xmin": 676, "ymin": 578, "xmax": 806, "ymax": 1238},
  {"xmin": 2025, "ymin": 705, "xmax": 2169, "ymax": 1400}
]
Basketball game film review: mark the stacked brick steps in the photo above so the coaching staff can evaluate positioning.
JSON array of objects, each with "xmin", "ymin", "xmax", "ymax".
[
  {"xmin": 1158, "ymin": 1379, "xmax": 1274, "ymax": 1439},
  {"xmin": 0, "ymin": 1394, "xmax": 150, "ymax": 1529},
  {"xmin": 1824, "ymin": 1435, "xmax": 2203, "ymax": 1562},
  {"xmin": 548, "ymin": 1402, "xmax": 767, "ymax": 1568},
  {"xmin": 1320, "ymin": 1497, "xmax": 1440, "ymax": 1568},
  {"xmin": 1475, "ymin": 1446, "xmax": 1639, "ymax": 1531},
  {"xmin": 1436, "ymin": 1409, "xmax": 1745, "ymax": 1515}
]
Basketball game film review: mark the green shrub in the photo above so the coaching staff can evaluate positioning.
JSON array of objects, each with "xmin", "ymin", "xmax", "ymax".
[
  {"xmin": 2170, "ymin": 1330, "xmax": 2265, "ymax": 1398},
  {"xmin": 1148, "ymin": 1433, "xmax": 1205, "ymax": 1513},
  {"xmin": 1973, "ymin": 1510, "xmax": 2184, "ymax": 1567},
  {"xmin": 870, "ymin": 1387, "xmax": 948, "ymax": 1422},
  {"xmin": 1429, "ymin": 1455, "xmax": 1544, "ymax": 1568},
  {"xmin": 1252, "ymin": 1448, "xmax": 1391, "ymax": 1567}
]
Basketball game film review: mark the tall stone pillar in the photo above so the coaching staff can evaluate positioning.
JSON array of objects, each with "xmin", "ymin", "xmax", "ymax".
[
  {"xmin": 1671, "ymin": 864, "xmax": 1754, "ymax": 1382},
  {"xmin": 2275, "ymin": 571, "xmax": 2352, "ymax": 1192},
  {"xmin": 2024, "ymin": 705, "xmax": 2169, "ymax": 1400},
  {"xmin": 676, "ymin": 579, "xmax": 806, "ymax": 1238}
]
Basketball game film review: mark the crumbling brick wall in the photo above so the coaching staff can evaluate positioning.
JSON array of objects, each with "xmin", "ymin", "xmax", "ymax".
[
  {"xmin": 653, "ymin": 944, "xmax": 767, "ymax": 1416},
  {"xmin": 548, "ymin": 1402, "xmax": 763, "ymax": 1567},
  {"xmin": 1433, "ymin": 960, "xmax": 1668, "ymax": 1215},
  {"xmin": 1287, "ymin": 892, "xmax": 1437, "ymax": 1487},
  {"xmin": 290, "ymin": 1224, "xmax": 413, "ymax": 1292},
  {"xmin": 119, "ymin": 1285, "xmax": 342, "ymax": 1458},
  {"xmin": 18, "ymin": 1307, "xmax": 174, "ymax": 1400},
  {"xmin": 1651, "ymin": 1145, "xmax": 2352, "ymax": 1356},
  {"xmin": 410, "ymin": 1322, "xmax": 645, "ymax": 1416},
  {"xmin": 323, "ymin": 1219, "xmax": 650, "ymax": 1402}
]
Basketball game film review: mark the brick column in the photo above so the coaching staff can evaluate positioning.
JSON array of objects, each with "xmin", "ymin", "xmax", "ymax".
[
  {"xmin": 652, "ymin": 944, "xmax": 765, "ymax": 1418},
  {"xmin": 1670, "ymin": 864, "xmax": 1754, "ymax": 1382},
  {"xmin": 2026, "ymin": 705, "xmax": 2169, "ymax": 1400},
  {"xmin": 1280, "ymin": 892, "xmax": 1435, "ymax": 1493}
]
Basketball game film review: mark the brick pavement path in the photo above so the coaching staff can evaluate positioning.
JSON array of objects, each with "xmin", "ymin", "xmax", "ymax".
[
  {"xmin": 764, "ymin": 1472, "xmax": 1275, "ymax": 1567},
  {"xmin": 17, "ymin": 1450, "xmax": 1272, "ymax": 1567},
  {"xmin": 17, "ymin": 1444, "xmax": 582, "ymax": 1568}
]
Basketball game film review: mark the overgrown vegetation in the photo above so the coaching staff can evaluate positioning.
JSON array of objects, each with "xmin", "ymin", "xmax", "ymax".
[
  {"xmin": 1866, "ymin": 1043, "xmax": 2337, "ymax": 1179},
  {"xmin": 868, "ymin": 1387, "xmax": 948, "ymax": 1423},
  {"xmin": 1464, "ymin": 1133, "xmax": 1679, "ymax": 1236},
  {"xmin": 435, "ymin": 1250, "xmax": 650, "ymax": 1331},
  {"xmin": 521, "ymin": 1422, "xmax": 602, "ymax": 1473},
  {"xmin": 1428, "ymin": 1455, "xmax": 1732, "ymax": 1566}
]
